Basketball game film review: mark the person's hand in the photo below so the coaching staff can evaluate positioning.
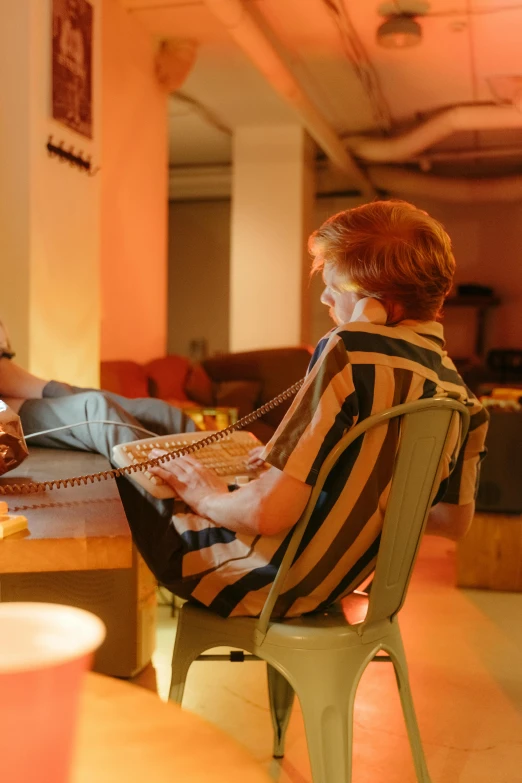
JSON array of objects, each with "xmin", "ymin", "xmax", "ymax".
[
  {"xmin": 149, "ymin": 449, "xmax": 228, "ymax": 515},
  {"xmin": 246, "ymin": 445, "xmax": 266, "ymax": 469}
]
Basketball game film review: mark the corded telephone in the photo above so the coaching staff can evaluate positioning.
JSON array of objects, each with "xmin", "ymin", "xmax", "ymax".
[{"xmin": 0, "ymin": 378, "xmax": 304, "ymax": 497}]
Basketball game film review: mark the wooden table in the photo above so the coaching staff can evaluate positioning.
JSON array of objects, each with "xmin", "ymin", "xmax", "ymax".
[
  {"xmin": 74, "ymin": 673, "xmax": 272, "ymax": 783},
  {"xmin": 0, "ymin": 448, "xmax": 132, "ymax": 573},
  {"xmin": 0, "ymin": 449, "xmax": 154, "ymax": 679}
]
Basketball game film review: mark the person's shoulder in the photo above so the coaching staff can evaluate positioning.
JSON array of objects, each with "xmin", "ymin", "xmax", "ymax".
[
  {"xmin": 310, "ymin": 322, "xmax": 394, "ymax": 364},
  {"xmin": 308, "ymin": 328, "xmax": 343, "ymax": 368},
  {"xmin": 330, "ymin": 321, "xmax": 396, "ymax": 351}
]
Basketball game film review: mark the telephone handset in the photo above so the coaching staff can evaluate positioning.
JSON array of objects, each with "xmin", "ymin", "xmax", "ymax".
[{"xmin": 0, "ymin": 378, "xmax": 304, "ymax": 496}]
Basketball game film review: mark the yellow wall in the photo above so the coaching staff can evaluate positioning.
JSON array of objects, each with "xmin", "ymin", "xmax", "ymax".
[
  {"xmin": 0, "ymin": 0, "xmax": 101, "ymax": 386},
  {"xmin": 0, "ymin": 0, "xmax": 168, "ymax": 384},
  {"xmin": 0, "ymin": 3, "xmax": 31, "ymax": 369},
  {"xmin": 100, "ymin": 0, "xmax": 168, "ymax": 363},
  {"xmin": 29, "ymin": 1, "xmax": 102, "ymax": 386}
]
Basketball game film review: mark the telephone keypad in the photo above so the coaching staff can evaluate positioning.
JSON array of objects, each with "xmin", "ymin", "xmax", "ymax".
[{"xmin": 113, "ymin": 430, "xmax": 265, "ymax": 499}]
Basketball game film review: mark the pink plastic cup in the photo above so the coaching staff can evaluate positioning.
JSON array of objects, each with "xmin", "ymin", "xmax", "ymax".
[{"xmin": 0, "ymin": 602, "xmax": 106, "ymax": 783}]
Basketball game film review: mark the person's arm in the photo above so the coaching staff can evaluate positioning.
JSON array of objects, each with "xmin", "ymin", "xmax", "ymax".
[
  {"xmin": 0, "ymin": 358, "xmax": 48, "ymax": 399},
  {"xmin": 150, "ymin": 452, "xmax": 311, "ymax": 537},
  {"xmin": 151, "ymin": 333, "xmax": 354, "ymax": 537},
  {"xmin": 425, "ymin": 395, "xmax": 489, "ymax": 541}
]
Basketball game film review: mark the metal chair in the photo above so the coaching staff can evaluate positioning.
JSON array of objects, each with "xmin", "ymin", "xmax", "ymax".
[{"xmin": 169, "ymin": 397, "xmax": 470, "ymax": 783}]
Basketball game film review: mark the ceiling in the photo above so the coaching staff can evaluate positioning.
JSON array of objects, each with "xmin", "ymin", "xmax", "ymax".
[{"xmin": 121, "ymin": 0, "xmax": 522, "ymax": 192}]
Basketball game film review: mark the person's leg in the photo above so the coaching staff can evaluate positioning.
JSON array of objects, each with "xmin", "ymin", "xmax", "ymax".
[
  {"xmin": 20, "ymin": 391, "xmax": 154, "ymax": 456},
  {"xmin": 108, "ymin": 396, "xmax": 196, "ymax": 439},
  {"xmin": 18, "ymin": 391, "xmax": 187, "ymax": 586},
  {"xmin": 41, "ymin": 380, "xmax": 84, "ymax": 398},
  {"xmin": 41, "ymin": 380, "xmax": 197, "ymax": 438}
]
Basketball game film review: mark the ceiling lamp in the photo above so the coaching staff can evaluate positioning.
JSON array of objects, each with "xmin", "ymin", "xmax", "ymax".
[{"xmin": 377, "ymin": 14, "xmax": 422, "ymax": 49}]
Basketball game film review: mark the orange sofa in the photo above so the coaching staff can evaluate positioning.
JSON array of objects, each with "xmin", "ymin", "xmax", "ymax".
[{"xmin": 100, "ymin": 346, "xmax": 313, "ymax": 442}]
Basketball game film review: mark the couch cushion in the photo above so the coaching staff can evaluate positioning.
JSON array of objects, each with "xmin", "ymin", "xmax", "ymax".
[
  {"xmin": 145, "ymin": 356, "xmax": 191, "ymax": 401},
  {"xmin": 185, "ymin": 363, "xmax": 214, "ymax": 406},
  {"xmin": 100, "ymin": 361, "xmax": 149, "ymax": 398},
  {"xmin": 214, "ymin": 379, "xmax": 262, "ymax": 420},
  {"xmin": 202, "ymin": 347, "xmax": 312, "ymax": 430}
]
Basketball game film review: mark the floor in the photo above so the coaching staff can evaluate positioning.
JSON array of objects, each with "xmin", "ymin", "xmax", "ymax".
[{"xmin": 151, "ymin": 537, "xmax": 522, "ymax": 783}]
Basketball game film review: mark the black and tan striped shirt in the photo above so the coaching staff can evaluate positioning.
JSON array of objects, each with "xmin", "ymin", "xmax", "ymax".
[{"xmin": 173, "ymin": 318, "xmax": 488, "ymax": 617}]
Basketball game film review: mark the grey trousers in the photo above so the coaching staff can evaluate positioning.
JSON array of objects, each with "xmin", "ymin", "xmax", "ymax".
[{"xmin": 19, "ymin": 382, "xmax": 196, "ymax": 589}]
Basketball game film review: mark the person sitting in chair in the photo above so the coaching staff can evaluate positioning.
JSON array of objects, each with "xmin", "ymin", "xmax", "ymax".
[{"xmin": 147, "ymin": 200, "xmax": 488, "ymax": 618}]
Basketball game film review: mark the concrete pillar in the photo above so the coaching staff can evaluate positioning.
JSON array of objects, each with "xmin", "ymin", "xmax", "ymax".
[
  {"xmin": 0, "ymin": 0, "xmax": 101, "ymax": 386},
  {"xmin": 230, "ymin": 125, "xmax": 315, "ymax": 352}
]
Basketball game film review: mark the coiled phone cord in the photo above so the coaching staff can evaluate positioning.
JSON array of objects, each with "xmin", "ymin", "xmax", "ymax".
[{"xmin": 0, "ymin": 379, "xmax": 304, "ymax": 496}]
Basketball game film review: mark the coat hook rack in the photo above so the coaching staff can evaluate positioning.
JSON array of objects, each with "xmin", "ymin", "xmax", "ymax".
[{"xmin": 46, "ymin": 136, "xmax": 99, "ymax": 176}]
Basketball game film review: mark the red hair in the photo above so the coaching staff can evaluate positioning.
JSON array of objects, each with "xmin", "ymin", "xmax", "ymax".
[{"xmin": 309, "ymin": 200, "xmax": 455, "ymax": 321}]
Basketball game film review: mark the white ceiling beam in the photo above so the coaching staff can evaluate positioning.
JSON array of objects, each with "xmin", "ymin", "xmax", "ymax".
[{"xmin": 201, "ymin": 0, "xmax": 375, "ymax": 197}]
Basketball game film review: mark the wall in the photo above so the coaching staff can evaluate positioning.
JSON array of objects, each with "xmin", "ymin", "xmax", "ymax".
[
  {"xmin": 100, "ymin": 0, "xmax": 168, "ymax": 363},
  {"xmin": 0, "ymin": 0, "xmax": 101, "ymax": 385},
  {"xmin": 168, "ymin": 200, "xmax": 231, "ymax": 358},
  {"xmin": 30, "ymin": 0, "xmax": 102, "ymax": 386},
  {"xmin": 0, "ymin": 3, "xmax": 31, "ymax": 369},
  {"xmin": 229, "ymin": 126, "xmax": 315, "ymax": 352},
  {"xmin": 167, "ymin": 193, "xmax": 522, "ymax": 357},
  {"xmin": 167, "ymin": 193, "xmax": 363, "ymax": 355},
  {"xmin": 412, "ymin": 197, "xmax": 522, "ymax": 358},
  {"xmin": 0, "ymin": 1, "xmax": 169, "ymax": 381}
]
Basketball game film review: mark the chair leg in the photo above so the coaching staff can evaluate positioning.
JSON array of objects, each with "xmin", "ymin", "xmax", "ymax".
[
  {"xmin": 169, "ymin": 650, "xmax": 193, "ymax": 704},
  {"xmin": 270, "ymin": 647, "xmax": 368, "ymax": 783},
  {"xmin": 170, "ymin": 634, "xmax": 229, "ymax": 704},
  {"xmin": 169, "ymin": 610, "xmax": 226, "ymax": 705},
  {"xmin": 296, "ymin": 680, "xmax": 356, "ymax": 783},
  {"xmin": 266, "ymin": 664, "xmax": 295, "ymax": 759},
  {"xmin": 387, "ymin": 639, "xmax": 432, "ymax": 783}
]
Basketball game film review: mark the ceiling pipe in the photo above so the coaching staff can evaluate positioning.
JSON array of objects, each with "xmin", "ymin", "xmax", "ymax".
[
  {"xmin": 416, "ymin": 145, "xmax": 522, "ymax": 165},
  {"xmin": 369, "ymin": 165, "xmax": 522, "ymax": 203},
  {"xmin": 348, "ymin": 105, "xmax": 522, "ymax": 162},
  {"xmin": 169, "ymin": 162, "xmax": 522, "ymax": 203},
  {"xmin": 201, "ymin": 0, "xmax": 375, "ymax": 197}
]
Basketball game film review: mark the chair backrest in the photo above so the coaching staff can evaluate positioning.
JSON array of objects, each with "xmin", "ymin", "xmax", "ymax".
[{"xmin": 254, "ymin": 396, "xmax": 470, "ymax": 646}]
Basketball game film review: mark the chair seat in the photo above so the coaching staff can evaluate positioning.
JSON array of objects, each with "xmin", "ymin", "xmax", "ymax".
[{"xmin": 180, "ymin": 599, "xmax": 395, "ymax": 652}]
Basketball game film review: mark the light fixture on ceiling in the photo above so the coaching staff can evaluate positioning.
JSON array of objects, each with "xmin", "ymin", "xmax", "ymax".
[
  {"xmin": 377, "ymin": 14, "xmax": 422, "ymax": 49},
  {"xmin": 155, "ymin": 39, "xmax": 199, "ymax": 93}
]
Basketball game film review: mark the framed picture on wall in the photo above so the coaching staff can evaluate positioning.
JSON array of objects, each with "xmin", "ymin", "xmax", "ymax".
[{"xmin": 52, "ymin": 0, "xmax": 93, "ymax": 139}]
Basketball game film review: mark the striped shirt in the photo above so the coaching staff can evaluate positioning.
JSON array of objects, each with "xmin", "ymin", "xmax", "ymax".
[{"xmin": 172, "ymin": 316, "xmax": 488, "ymax": 618}]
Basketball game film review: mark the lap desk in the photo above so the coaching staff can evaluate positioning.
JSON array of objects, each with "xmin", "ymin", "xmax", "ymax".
[{"xmin": 0, "ymin": 448, "xmax": 156, "ymax": 678}]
